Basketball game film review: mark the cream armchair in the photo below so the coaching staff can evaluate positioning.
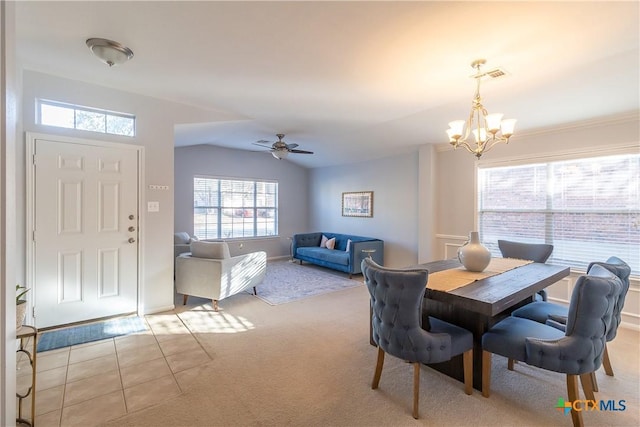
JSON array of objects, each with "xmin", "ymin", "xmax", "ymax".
[{"xmin": 175, "ymin": 240, "xmax": 266, "ymax": 311}]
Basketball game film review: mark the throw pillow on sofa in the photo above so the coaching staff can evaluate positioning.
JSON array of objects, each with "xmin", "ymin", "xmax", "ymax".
[
  {"xmin": 174, "ymin": 232, "xmax": 191, "ymax": 245},
  {"xmin": 320, "ymin": 234, "xmax": 329, "ymax": 248},
  {"xmin": 325, "ymin": 237, "xmax": 336, "ymax": 250}
]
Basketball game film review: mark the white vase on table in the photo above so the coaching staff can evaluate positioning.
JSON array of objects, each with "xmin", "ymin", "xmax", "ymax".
[{"xmin": 458, "ymin": 231, "xmax": 491, "ymax": 272}]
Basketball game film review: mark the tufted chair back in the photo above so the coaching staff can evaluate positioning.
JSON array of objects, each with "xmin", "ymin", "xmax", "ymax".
[
  {"xmin": 587, "ymin": 256, "xmax": 631, "ymax": 341},
  {"xmin": 362, "ymin": 257, "xmax": 473, "ymax": 418},
  {"xmin": 525, "ymin": 265, "xmax": 622, "ymax": 374},
  {"xmin": 362, "ymin": 258, "xmax": 453, "ymax": 364},
  {"xmin": 497, "ymin": 240, "xmax": 553, "ymax": 263},
  {"xmin": 498, "ymin": 240, "xmax": 554, "ymax": 301}
]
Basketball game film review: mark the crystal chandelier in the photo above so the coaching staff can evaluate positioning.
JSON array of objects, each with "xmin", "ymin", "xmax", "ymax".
[{"xmin": 446, "ymin": 59, "xmax": 516, "ymax": 158}]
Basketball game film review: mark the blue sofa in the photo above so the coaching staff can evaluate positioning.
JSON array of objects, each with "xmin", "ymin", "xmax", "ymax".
[{"xmin": 292, "ymin": 232, "xmax": 384, "ymax": 277}]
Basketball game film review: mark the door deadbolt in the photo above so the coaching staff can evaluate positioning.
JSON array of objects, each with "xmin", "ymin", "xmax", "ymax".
[{"xmin": 128, "ymin": 238, "xmax": 136, "ymax": 243}]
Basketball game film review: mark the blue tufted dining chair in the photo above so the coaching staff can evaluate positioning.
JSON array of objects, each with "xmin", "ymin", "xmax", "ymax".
[
  {"xmin": 481, "ymin": 264, "xmax": 622, "ymax": 427},
  {"xmin": 361, "ymin": 258, "xmax": 473, "ymax": 419},
  {"xmin": 498, "ymin": 239, "xmax": 554, "ymax": 301},
  {"xmin": 511, "ymin": 256, "xmax": 631, "ymax": 390}
]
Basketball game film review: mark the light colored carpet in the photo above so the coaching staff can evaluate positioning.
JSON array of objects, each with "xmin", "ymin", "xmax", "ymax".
[
  {"xmin": 106, "ymin": 285, "xmax": 640, "ymax": 427},
  {"xmin": 252, "ymin": 259, "xmax": 363, "ymax": 305}
]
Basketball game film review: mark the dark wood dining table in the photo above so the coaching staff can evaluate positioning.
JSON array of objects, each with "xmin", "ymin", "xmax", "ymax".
[
  {"xmin": 369, "ymin": 258, "xmax": 570, "ymax": 391},
  {"xmin": 420, "ymin": 258, "xmax": 570, "ymax": 390}
]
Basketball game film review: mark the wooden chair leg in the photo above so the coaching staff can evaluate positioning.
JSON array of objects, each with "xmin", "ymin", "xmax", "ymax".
[
  {"xmin": 482, "ymin": 351, "xmax": 491, "ymax": 398},
  {"xmin": 213, "ymin": 299, "xmax": 219, "ymax": 311},
  {"xmin": 463, "ymin": 349, "xmax": 473, "ymax": 395},
  {"xmin": 567, "ymin": 374, "xmax": 584, "ymax": 427},
  {"xmin": 602, "ymin": 343, "xmax": 614, "ymax": 376},
  {"xmin": 508, "ymin": 358, "xmax": 515, "ymax": 371},
  {"xmin": 590, "ymin": 371, "xmax": 599, "ymax": 392},
  {"xmin": 372, "ymin": 347, "xmax": 385, "ymax": 389},
  {"xmin": 413, "ymin": 362, "xmax": 420, "ymax": 419},
  {"xmin": 182, "ymin": 294, "xmax": 188, "ymax": 305},
  {"xmin": 579, "ymin": 373, "xmax": 595, "ymax": 401}
]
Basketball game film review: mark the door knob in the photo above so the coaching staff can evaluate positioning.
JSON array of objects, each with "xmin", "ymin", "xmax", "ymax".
[
  {"xmin": 128, "ymin": 226, "xmax": 136, "ymax": 232},
  {"xmin": 128, "ymin": 238, "xmax": 136, "ymax": 243}
]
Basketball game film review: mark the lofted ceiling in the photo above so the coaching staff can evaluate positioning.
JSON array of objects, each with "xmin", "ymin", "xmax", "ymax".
[{"xmin": 15, "ymin": 1, "xmax": 639, "ymax": 168}]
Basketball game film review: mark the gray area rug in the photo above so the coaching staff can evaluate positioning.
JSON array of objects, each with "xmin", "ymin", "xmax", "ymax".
[
  {"xmin": 37, "ymin": 316, "xmax": 148, "ymax": 352},
  {"xmin": 253, "ymin": 260, "xmax": 362, "ymax": 305}
]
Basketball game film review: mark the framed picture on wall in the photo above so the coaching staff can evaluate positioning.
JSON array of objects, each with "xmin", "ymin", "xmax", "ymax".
[{"xmin": 342, "ymin": 191, "xmax": 373, "ymax": 217}]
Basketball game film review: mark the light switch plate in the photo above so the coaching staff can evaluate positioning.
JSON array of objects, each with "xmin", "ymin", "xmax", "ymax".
[{"xmin": 147, "ymin": 201, "xmax": 160, "ymax": 212}]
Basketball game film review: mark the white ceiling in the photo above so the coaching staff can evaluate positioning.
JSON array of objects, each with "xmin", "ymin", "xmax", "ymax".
[{"xmin": 15, "ymin": 1, "xmax": 639, "ymax": 168}]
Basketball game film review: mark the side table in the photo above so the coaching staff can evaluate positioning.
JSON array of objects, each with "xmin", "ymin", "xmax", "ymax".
[
  {"xmin": 17, "ymin": 325, "xmax": 37, "ymax": 427},
  {"xmin": 361, "ymin": 249, "xmax": 376, "ymax": 259}
]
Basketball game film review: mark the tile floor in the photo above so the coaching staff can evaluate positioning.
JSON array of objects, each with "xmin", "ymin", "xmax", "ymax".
[{"xmin": 16, "ymin": 313, "xmax": 212, "ymax": 427}]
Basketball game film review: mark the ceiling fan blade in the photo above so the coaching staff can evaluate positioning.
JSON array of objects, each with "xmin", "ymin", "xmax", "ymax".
[
  {"xmin": 255, "ymin": 140, "xmax": 272, "ymax": 145},
  {"xmin": 252, "ymin": 142, "xmax": 272, "ymax": 148},
  {"xmin": 285, "ymin": 143, "xmax": 299, "ymax": 149},
  {"xmin": 289, "ymin": 149, "xmax": 314, "ymax": 154}
]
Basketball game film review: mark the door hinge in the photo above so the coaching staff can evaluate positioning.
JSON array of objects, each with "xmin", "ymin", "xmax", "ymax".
[
  {"xmin": 32, "ymin": 230, "xmax": 36, "ymax": 242},
  {"xmin": 32, "ymin": 154, "xmax": 36, "ymax": 165},
  {"xmin": 32, "ymin": 306, "xmax": 36, "ymax": 318}
]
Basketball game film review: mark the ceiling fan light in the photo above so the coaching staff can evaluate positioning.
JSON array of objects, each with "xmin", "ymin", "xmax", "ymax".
[
  {"xmin": 86, "ymin": 38, "xmax": 134, "ymax": 67},
  {"xmin": 272, "ymin": 150, "xmax": 288, "ymax": 160}
]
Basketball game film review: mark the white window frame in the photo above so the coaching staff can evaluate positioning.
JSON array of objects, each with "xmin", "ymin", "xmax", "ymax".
[
  {"xmin": 476, "ymin": 144, "xmax": 639, "ymax": 276},
  {"xmin": 193, "ymin": 176, "xmax": 279, "ymax": 240},
  {"xmin": 36, "ymin": 99, "xmax": 136, "ymax": 137}
]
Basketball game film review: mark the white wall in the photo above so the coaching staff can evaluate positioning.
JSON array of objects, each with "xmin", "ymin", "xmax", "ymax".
[
  {"xmin": 1, "ymin": 1, "xmax": 18, "ymax": 422},
  {"xmin": 174, "ymin": 144, "xmax": 310, "ymax": 258},
  {"xmin": 309, "ymin": 152, "xmax": 419, "ymax": 268},
  {"xmin": 20, "ymin": 70, "xmax": 230, "ymax": 317}
]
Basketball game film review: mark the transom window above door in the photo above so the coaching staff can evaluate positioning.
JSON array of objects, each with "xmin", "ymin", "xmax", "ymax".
[{"xmin": 37, "ymin": 99, "xmax": 136, "ymax": 137}]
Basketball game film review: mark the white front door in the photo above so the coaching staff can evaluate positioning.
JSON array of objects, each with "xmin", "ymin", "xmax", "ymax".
[{"xmin": 34, "ymin": 138, "xmax": 139, "ymax": 328}]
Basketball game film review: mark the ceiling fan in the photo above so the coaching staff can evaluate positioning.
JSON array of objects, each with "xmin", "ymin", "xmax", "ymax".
[{"xmin": 253, "ymin": 134, "xmax": 314, "ymax": 160}]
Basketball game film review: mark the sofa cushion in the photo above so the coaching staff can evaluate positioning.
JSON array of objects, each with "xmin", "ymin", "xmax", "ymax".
[
  {"xmin": 297, "ymin": 247, "xmax": 349, "ymax": 266},
  {"xmin": 174, "ymin": 232, "xmax": 191, "ymax": 245},
  {"xmin": 191, "ymin": 241, "xmax": 231, "ymax": 259}
]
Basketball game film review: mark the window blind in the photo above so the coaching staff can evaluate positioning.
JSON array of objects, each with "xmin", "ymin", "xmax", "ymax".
[
  {"xmin": 478, "ymin": 153, "xmax": 639, "ymax": 275},
  {"xmin": 194, "ymin": 177, "xmax": 278, "ymax": 239}
]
